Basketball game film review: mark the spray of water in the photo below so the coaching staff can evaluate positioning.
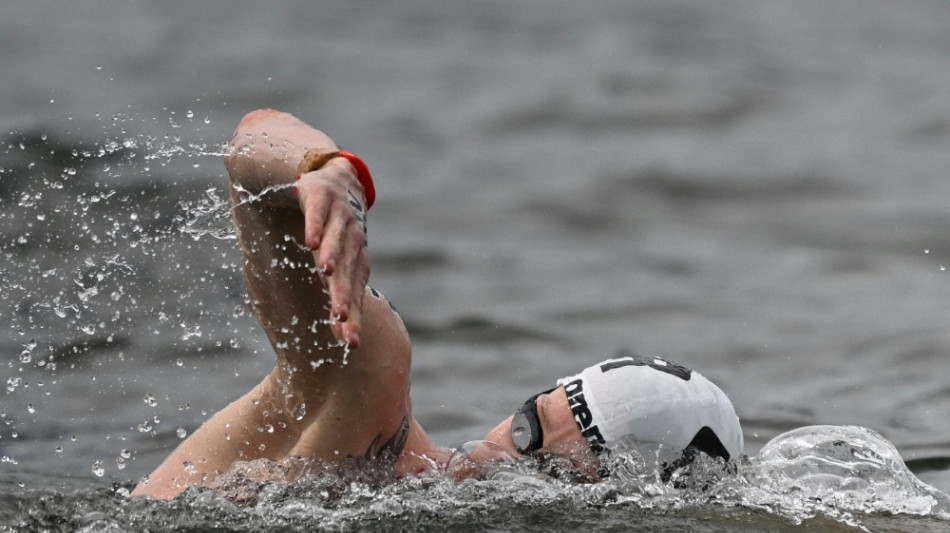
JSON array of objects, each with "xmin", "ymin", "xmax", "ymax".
[{"xmin": 0, "ymin": 111, "xmax": 346, "ymax": 488}]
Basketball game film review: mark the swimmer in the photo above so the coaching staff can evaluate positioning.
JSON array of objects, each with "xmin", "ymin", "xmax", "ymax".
[{"xmin": 131, "ymin": 110, "xmax": 742, "ymax": 499}]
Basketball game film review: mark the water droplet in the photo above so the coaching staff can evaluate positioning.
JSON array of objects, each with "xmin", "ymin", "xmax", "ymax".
[
  {"xmin": 143, "ymin": 394, "xmax": 157, "ymax": 407},
  {"xmin": 176, "ymin": 428, "xmax": 188, "ymax": 439},
  {"xmin": 92, "ymin": 460, "xmax": 105, "ymax": 477},
  {"xmin": 115, "ymin": 457, "xmax": 126, "ymax": 470},
  {"xmin": 292, "ymin": 403, "xmax": 307, "ymax": 421},
  {"xmin": 26, "ymin": 404, "xmax": 35, "ymax": 414},
  {"xmin": 175, "ymin": 358, "xmax": 184, "ymax": 367},
  {"xmin": 54, "ymin": 446, "xmax": 63, "ymax": 453}
]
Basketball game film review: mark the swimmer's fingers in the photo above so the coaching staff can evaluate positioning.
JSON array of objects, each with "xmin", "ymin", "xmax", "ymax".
[
  {"xmin": 300, "ymin": 180, "xmax": 333, "ymax": 252},
  {"xmin": 317, "ymin": 193, "xmax": 369, "ymax": 347},
  {"xmin": 329, "ymin": 221, "xmax": 370, "ymax": 347},
  {"xmin": 297, "ymin": 163, "xmax": 370, "ymax": 347},
  {"xmin": 296, "ymin": 158, "xmax": 362, "ymax": 270}
]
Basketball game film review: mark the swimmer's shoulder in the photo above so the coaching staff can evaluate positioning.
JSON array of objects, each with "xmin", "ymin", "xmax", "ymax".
[{"xmin": 367, "ymin": 285, "xmax": 399, "ymax": 315}]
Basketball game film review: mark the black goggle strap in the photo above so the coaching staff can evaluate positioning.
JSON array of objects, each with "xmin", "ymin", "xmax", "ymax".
[{"xmin": 510, "ymin": 387, "xmax": 557, "ymax": 454}]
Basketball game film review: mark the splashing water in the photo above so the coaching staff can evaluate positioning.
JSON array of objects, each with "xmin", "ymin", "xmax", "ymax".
[
  {"xmin": 0, "ymin": 118, "xmax": 357, "ymax": 494},
  {"xmin": 0, "ymin": 121, "xmax": 261, "ymax": 479},
  {"xmin": 5, "ymin": 425, "xmax": 949, "ymax": 532},
  {"xmin": 720, "ymin": 426, "xmax": 950, "ymax": 529},
  {"xmin": 178, "ymin": 187, "xmax": 235, "ymax": 241}
]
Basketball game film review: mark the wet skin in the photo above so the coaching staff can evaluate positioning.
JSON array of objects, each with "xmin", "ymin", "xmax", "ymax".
[{"xmin": 132, "ymin": 110, "xmax": 597, "ymax": 498}]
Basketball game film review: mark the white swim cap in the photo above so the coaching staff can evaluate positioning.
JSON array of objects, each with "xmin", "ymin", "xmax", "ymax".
[{"xmin": 556, "ymin": 354, "xmax": 743, "ymax": 462}]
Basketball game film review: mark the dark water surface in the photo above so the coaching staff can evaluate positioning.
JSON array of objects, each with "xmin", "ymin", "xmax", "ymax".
[{"xmin": 2, "ymin": 1, "xmax": 950, "ymax": 530}]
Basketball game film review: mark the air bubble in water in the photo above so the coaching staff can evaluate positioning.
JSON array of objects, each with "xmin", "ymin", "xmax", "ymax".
[
  {"xmin": 144, "ymin": 393, "xmax": 157, "ymax": 407},
  {"xmin": 176, "ymin": 428, "xmax": 188, "ymax": 439},
  {"xmin": 92, "ymin": 460, "xmax": 105, "ymax": 477}
]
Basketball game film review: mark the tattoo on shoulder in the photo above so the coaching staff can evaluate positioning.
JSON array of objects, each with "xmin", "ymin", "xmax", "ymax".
[
  {"xmin": 364, "ymin": 416, "xmax": 411, "ymax": 463},
  {"xmin": 338, "ymin": 415, "xmax": 410, "ymax": 486}
]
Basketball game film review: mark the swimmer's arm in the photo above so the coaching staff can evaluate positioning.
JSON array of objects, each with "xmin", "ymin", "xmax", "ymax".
[
  {"xmin": 130, "ymin": 371, "xmax": 310, "ymax": 499},
  {"xmin": 225, "ymin": 109, "xmax": 369, "ymax": 346}
]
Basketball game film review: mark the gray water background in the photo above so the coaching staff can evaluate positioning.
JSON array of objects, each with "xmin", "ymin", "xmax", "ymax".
[{"xmin": 2, "ymin": 0, "xmax": 950, "ymax": 527}]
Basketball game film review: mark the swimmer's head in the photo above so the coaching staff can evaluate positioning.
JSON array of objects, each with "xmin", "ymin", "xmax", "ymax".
[
  {"xmin": 555, "ymin": 354, "xmax": 743, "ymax": 465},
  {"xmin": 482, "ymin": 353, "xmax": 743, "ymax": 480}
]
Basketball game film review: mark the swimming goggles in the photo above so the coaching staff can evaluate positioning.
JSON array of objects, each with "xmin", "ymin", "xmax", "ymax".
[{"xmin": 510, "ymin": 387, "xmax": 556, "ymax": 454}]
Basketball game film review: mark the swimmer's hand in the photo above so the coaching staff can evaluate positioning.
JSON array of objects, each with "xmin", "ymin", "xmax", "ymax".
[{"xmin": 296, "ymin": 158, "xmax": 370, "ymax": 348}]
